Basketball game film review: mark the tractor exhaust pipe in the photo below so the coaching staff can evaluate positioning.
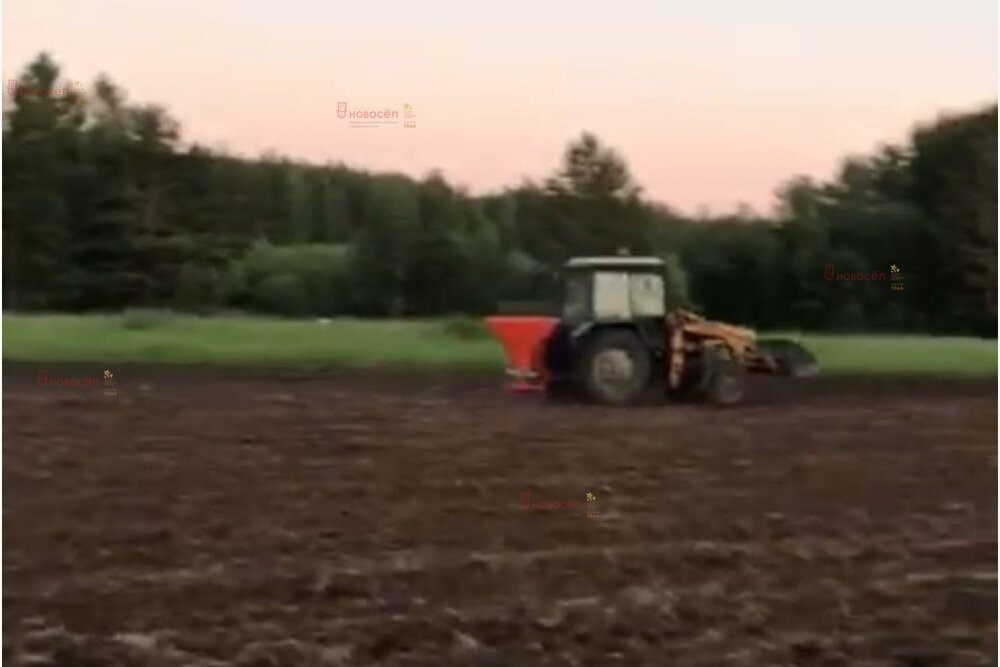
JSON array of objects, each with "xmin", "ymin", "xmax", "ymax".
[{"xmin": 484, "ymin": 316, "xmax": 557, "ymax": 392}]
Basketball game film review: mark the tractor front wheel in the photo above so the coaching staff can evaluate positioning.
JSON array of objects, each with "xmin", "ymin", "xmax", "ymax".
[
  {"xmin": 701, "ymin": 345, "xmax": 745, "ymax": 406},
  {"xmin": 578, "ymin": 329, "xmax": 651, "ymax": 406}
]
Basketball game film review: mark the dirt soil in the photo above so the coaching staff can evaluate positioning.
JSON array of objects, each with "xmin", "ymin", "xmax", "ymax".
[{"xmin": 3, "ymin": 364, "xmax": 997, "ymax": 666}]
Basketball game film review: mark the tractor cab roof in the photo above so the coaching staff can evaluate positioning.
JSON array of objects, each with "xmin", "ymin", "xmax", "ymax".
[{"xmin": 564, "ymin": 256, "xmax": 664, "ymax": 271}]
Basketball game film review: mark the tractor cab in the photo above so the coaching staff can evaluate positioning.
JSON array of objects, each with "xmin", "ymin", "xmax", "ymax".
[{"xmin": 561, "ymin": 256, "xmax": 667, "ymax": 324}]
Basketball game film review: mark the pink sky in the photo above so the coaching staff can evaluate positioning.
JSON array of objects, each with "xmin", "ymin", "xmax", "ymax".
[{"xmin": 3, "ymin": 0, "xmax": 997, "ymax": 213}]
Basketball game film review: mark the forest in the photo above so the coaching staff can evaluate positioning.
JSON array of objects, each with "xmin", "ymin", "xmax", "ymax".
[{"xmin": 4, "ymin": 53, "xmax": 997, "ymax": 335}]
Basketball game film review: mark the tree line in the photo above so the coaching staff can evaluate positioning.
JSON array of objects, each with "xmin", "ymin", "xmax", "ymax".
[{"xmin": 4, "ymin": 53, "xmax": 997, "ymax": 335}]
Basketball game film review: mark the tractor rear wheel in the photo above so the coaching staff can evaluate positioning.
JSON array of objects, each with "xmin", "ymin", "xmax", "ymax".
[{"xmin": 578, "ymin": 329, "xmax": 651, "ymax": 405}]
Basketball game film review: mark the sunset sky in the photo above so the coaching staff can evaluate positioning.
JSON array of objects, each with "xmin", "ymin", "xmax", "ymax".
[{"xmin": 4, "ymin": 0, "xmax": 997, "ymax": 213}]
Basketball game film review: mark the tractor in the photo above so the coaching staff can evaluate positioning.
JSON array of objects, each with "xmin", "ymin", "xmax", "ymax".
[{"xmin": 485, "ymin": 255, "xmax": 817, "ymax": 406}]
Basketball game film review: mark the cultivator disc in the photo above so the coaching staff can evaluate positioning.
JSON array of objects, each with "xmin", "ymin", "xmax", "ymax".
[{"xmin": 756, "ymin": 338, "xmax": 820, "ymax": 377}]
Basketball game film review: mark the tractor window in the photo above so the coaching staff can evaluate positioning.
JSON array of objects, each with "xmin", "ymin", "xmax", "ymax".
[
  {"xmin": 629, "ymin": 273, "xmax": 665, "ymax": 317},
  {"xmin": 562, "ymin": 273, "xmax": 590, "ymax": 322},
  {"xmin": 592, "ymin": 272, "xmax": 632, "ymax": 319}
]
